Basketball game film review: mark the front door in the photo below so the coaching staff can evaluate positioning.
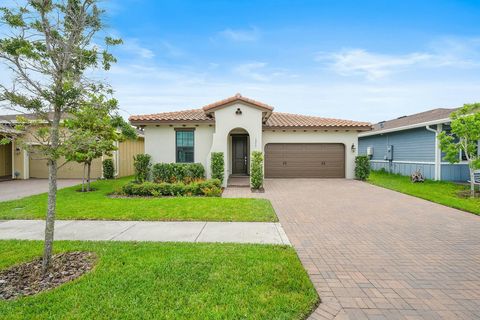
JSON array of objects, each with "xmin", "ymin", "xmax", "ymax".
[{"xmin": 232, "ymin": 135, "xmax": 248, "ymax": 175}]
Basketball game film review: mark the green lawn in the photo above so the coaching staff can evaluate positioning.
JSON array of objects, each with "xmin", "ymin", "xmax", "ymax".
[
  {"xmin": 0, "ymin": 240, "xmax": 318, "ymax": 320},
  {"xmin": 0, "ymin": 177, "xmax": 277, "ymax": 222},
  {"xmin": 368, "ymin": 170, "xmax": 480, "ymax": 215}
]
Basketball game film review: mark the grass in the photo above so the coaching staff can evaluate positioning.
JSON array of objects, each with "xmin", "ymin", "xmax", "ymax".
[
  {"xmin": 0, "ymin": 177, "xmax": 277, "ymax": 222},
  {"xmin": 0, "ymin": 240, "xmax": 318, "ymax": 320},
  {"xmin": 368, "ymin": 170, "xmax": 480, "ymax": 215}
]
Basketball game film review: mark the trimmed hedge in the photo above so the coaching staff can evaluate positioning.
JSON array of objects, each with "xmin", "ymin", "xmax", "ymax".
[
  {"xmin": 250, "ymin": 151, "xmax": 264, "ymax": 189},
  {"xmin": 122, "ymin": 178, "xmax": 222, "ymax": 197},
  {"xmin": 103, "ymin": 159, "xmax": 114, "ymax": 179},
  {"xmin": 211, "ymin": 152, "xmax": 225, "ymax": 183},
  {"xmin": 355, "ymin": 155, "xmax": 371, "ymax": 181},
  {"xmin": 152, "ymin": 163, "xmax": 205, "ymax": 183},
  {"xmin": 134, "ymin": 154, "xmax": 152, "ymax": 183}
]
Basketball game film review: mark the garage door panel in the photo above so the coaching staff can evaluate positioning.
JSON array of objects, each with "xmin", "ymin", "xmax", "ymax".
[{"xmin": 265, "ymin": 143, "xmax": 345, "ymax": 178}]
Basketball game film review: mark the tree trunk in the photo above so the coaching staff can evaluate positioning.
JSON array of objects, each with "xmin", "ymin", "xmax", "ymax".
[
  {"xmin": 82, "ymin": 163, "xmax": 86, "ymax": 192},
  {"xmin": 470, "ymin": 168, "xmax": 476, "ymax": 198},
  {"xmin": 87, "ymin": 161, "xmax": 91, "ymax": 192},
  {"xmin": 42, "ymin": 110, "xmax": 61, "ymax": 275}
]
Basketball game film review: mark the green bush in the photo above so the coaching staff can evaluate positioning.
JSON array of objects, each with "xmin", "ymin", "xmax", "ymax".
[
  {"xmin": 250, "ymin": 151, "xmax": 264, "ymax": 189},
  {"xmin": 211, "ymin": 152, "xmax": 225, "ymax": 183},
  {"xmin": 355, "ymin": 155, "xmax": 371, "ymax": 181},
  {"xmin": 102, "ymin": 159, "xmax": 114, "ymax": 179},
  {"xmin": 133, "ymin": 154, "xmax": 152, "ymax": 183},
  {"xmin": 122, "ymin": 179, "xmax": 222, "ymax": 197},
  {"xmin": 152, "ymin": 163, "xmax": 205, "ymax": 183}
]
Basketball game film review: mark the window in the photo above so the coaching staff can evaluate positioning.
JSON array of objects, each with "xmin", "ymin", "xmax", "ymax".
[{"xmin": 176, "ymin": 129, "xmax": 194, "ymax": 163}]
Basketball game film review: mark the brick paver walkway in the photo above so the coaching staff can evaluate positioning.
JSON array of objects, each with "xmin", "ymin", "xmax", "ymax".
[{"xmin": 224, "ymin": 179, "xmax": 480, "ymax": 319}]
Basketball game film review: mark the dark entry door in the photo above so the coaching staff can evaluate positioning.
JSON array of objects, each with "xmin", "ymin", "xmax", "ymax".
[{"xmin": 232, "ymin": 135, "xmax": 248, "ymax": 174}]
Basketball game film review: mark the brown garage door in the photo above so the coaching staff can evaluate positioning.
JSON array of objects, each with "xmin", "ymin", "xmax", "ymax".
[{"xmin": 265, "ymin": 143, "xmax": 345, "ymax": 178}]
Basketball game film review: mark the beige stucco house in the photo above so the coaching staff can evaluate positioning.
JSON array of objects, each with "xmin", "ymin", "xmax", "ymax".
[
  {"xmin": 0, "ymin": 114, "xmax": 144, "ymax": 180},
  {"xmin": 129, "ymin": 94, "xmax": 371, "ymax": 185}
]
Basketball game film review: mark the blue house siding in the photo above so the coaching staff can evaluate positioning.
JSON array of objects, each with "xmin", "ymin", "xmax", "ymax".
[
  {"xmin": 359, "ymin": 127, "xmax": 435, "ymax": 162},
  {"xmin": 441, "ymin": 164, "xmax": 470, "ymax": 181},
  {"xmin": 359, "ymin": 127, "xmax": 439, "ymax": 180},
  {"xmin": 358, "ymin": 135, "xmax": 387, "ymax": 161},
  {"xmin": 370, "ymin": 161, "xmax": 435, "ymax": 179}
]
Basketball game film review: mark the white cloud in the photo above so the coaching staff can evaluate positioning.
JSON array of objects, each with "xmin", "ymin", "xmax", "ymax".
[
  {"xmin": 317, "ymin": 38, "xmax": 480, "ymax": 80},
  {"xmin": 121, "ymin": 38, "xmax": 155, "ymax": 59},
  {"xmin": 160, "ymin": 41, "xmax": 185, "ymax": 58},
  {"xmin": 317, "ymin": 49, "xmax": 432, "ymax": 80},
  {"xmin": 219, "ymin": 27, "xmax": 260, "ymax": 42},
  {"xmin": 233, "ymin": 62, "xmax": 270, "ymax": 81}
]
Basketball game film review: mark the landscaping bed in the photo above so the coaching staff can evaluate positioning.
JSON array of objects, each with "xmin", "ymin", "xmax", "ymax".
[
  {"xmin": 368, "ymin": 170, "xmax": 480, "ymax": 215},
  {"xmin": 0, "ymin": 240, "xmax": 318, "ymax": 320},
  {"xmin": 121, "ymin": 179, "xmax": 222, "ymax": 197},
  {"xmin": 0, "ymin": 177, "xmax": 277, "ymax": 222},
  {"xmin": 0, "ymin": 252, "xmax": 96, "ymax": 301}
]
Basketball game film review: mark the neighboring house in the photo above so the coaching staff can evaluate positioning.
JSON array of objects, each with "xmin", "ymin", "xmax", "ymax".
[
  {"xmin": 0, "ymin": 113, "xmax": 145, "ymax": 180},
  {"xmin": 129, "ymin": 94, "xmax": 371, "ymax": 185},
  {"xmin": 358, "ymin": 108, "xmax": 480, "ymax": 182}
]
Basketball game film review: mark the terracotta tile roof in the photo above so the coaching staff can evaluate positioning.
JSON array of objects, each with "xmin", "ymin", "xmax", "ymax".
[
  {"xmin": 371, "ymin": 108, "xmax": 457, "ymax": 132},
  {"xmin": 202, "ymin": 93, "xmax": 274, "ymax": 112},
  {"xmin": 129, "ymin": 94, "xmax": 370, "ymax": 129},
  {"xmin": 264, "ymin": 112, "xmax": 371, "ymax": 128},
  {"xmin": 129, "ymin": 109, "xmax": 212, "ymax": 123},
  {"xmin": 130, "ymin": 108, "xmax": 371, "ymax": 129}
]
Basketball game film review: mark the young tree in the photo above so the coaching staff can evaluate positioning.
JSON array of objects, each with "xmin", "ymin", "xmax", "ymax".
[
  {"xmin": 0, "ymin": 0, "xmax": 121, "ymax": 274},
  {"xmin": 64, "ymin": 94, "xmax": 137, "ymax": 192},
  {"xmin": 439, "ymin": 103, "xmax": 480, "ymax": 198}
]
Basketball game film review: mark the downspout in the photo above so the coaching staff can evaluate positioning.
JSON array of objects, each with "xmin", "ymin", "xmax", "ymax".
[{"xmin": 426, "ymin": 125, "xmax": 441, "ymax": 180}]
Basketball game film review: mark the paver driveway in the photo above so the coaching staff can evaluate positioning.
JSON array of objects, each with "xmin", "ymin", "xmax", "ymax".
[{"xmin": 224, "ymin": 179, "xmax": 480, "ymax": 320}]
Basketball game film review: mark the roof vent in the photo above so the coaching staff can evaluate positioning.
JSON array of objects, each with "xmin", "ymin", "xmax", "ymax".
[
  {"xmin": 396, "ymin": 115, "xmax": 407, "ymax": 119},
  {"xmin": 378, "ymin": 121, "xmax": 385, "ymax": 129}
]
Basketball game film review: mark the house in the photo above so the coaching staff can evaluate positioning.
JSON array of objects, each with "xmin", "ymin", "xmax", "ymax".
[
  {"xmin": 129, "ymin": 94, "xmax": 371, "ymax": 185},
  {"xmin": 0, "ymin": 113, "xmax": 145, "ymax": 180},
  {"xmin": 358, "ymin": 108, "xmax": 479, "ymax": 182}
]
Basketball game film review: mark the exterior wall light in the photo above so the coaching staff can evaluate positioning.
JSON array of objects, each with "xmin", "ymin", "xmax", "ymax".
[
  {"xmin": 235, "ymin": 108, "xmax": 242, "ymax": 115},
  {"xmin": 351, "ymin": 143, "xmax": 356, "ymax": 152}
]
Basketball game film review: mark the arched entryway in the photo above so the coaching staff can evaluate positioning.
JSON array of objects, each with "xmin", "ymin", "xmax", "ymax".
[{"xmin": 227, "ymin": 128, "xmax": 250, "ymax": 176}]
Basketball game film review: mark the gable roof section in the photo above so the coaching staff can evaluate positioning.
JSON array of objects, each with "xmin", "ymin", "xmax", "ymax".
[
  {"xmin": 202, "ymin": 93, "xmax": 274, "ymax": 113},
  {"xmin": 362, "ymin": 108, "xmax": 458, "ymax": 136},
  {"xmin": 129, "ymin": 94, "xmax": 371, "ymax": 129},
  {"xmin": 130, "ymin": 109, "xmax": 371, "ymax": 129}
]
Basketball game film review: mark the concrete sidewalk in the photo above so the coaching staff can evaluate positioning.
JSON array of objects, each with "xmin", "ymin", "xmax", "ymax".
[{"xmin": 0, "ymin": 220, "xmax": 290, "ymax": 245}]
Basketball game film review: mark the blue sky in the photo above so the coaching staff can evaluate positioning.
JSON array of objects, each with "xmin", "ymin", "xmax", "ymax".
[{"xmin": 5, "ymin": 0, "xmax": 480, "ymax": 122}]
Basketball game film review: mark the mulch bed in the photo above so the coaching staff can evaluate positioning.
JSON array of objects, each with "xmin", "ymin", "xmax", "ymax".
[{"xmin": 0, "ymin": 251, "xmax": 97, "ymax": 301}]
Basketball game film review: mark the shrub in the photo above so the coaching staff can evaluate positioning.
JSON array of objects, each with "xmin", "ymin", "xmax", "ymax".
[
  {"xmin": 121, "ymin": 179, "xmax": 222, "ymax": 197},
  {"xmin": 202, "ymin": 186, "xmax": 223, "ymax": 197},
  {"xmin": 211, "ymin": 152, "xmax": 225, "ymax": 183},
  {"xmin": 133, "ymin": 154, "xmax": 152, "ymax": 183},
  {"xmin": 152, "ymin": 163, "xmax": 205, "ymax": 183},
  {"xmin": 250, "ymin": 151, "xmax": 263, "ymax": 189},
  {"xmin": 355, "ymin": 155, "xmax": 371, "ymax": 181},
  {"xmin": 102, "ymin": 159, "xmax": 114, "ymax": 179}
]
